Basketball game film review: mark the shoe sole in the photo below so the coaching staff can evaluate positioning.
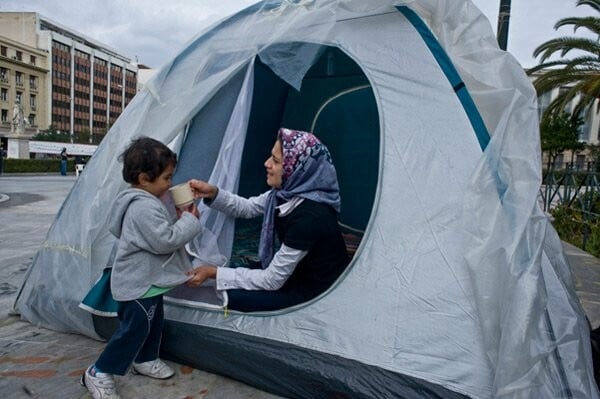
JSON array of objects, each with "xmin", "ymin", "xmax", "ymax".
[{"xmin": 131, "ymin": 368, "xmax": 175, "ymax": 380}]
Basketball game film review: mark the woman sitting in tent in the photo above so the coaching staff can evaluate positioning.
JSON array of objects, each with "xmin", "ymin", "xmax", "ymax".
[{"xmin": 188, "ymin": 128, "xmax": 349, "ymax": 312}]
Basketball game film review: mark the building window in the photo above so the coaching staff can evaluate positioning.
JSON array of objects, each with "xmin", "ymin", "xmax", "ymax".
[
  {"xmin": 555, "ymin": 153, "xmax": 565, "ymax": 169},
  {"xmin": 30, "ymin": 55, "xmax": 36, "ymax": 65},
  {"xmin": 16, "ymin": 91, "xmax": 22, "ymax": 104},
  {"xmin": 15, "ymin": 72, "xmax": 23, "ymax": 86},
  {"xmin": 1, "ymin": 109, "xmax": 7, "ymax": 122},
  {"xmin": 0, "ymin": 67, "xmax": 7, "ymax": 82},
  {"xmin": 29, "ymin": 75, "xmax": 37, "ymax": 90},
  {"xmin": 28, "ymin": 114, "xmax": 35, "ymax": 126},
  {"xmin": 15, "ymin": 50, "xmax": 22, "ymax": 61},
  {"xmin": 30, "ymin": 94, "xmax": 36, "ymax": 110},
  {"xmin": 0, "ymin": 88, "xmax": 6, "ymax": 102},
  {"xmin": 0, "ymin": 46, "xmax": 6, "ymax": 56},
  {"xmin": 576, "ymin": 154, "xmax": 586, "ymax": 170}
]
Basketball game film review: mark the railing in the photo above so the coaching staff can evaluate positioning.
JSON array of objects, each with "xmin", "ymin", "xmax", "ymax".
[
  {"xmin": 540, "ymin": 162, "xmax": 600, "ymax": 250},
  {"xmin": 540, "ymin": 162, "xmax": 600, "ymax": 212}
]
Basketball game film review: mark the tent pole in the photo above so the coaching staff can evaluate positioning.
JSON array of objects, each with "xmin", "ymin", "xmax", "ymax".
[{"xmin": 496, "ymin": 0, "xmax": 511, "ymax": 51}]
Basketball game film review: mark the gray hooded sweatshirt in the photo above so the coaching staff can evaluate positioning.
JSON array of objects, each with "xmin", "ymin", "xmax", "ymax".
[{"xmin": 108, "ymin": 188, "xmax": 202, "ymax": 301}]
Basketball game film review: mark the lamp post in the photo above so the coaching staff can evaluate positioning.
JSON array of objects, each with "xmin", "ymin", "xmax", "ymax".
[{"xmin": 497, "ymin": 0, "xmax": 511, "ymax": 51}]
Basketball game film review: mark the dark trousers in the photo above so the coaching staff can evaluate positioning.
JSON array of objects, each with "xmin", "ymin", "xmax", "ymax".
[
  {"xmin": 227, "ymin": 288, "xmax": 308, "ymax": 312},
  {"xmin": 95, "ymin": 295, "xmax": 164, "ymax": 375},
  {"xmin": 60, "ymin": 159, "xmax": 67, "ymax": 175}
]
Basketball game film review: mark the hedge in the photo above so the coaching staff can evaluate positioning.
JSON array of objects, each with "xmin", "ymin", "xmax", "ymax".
[{"xmin": 1, "ymin": 159, "xmax": 76, "ymax": 173}]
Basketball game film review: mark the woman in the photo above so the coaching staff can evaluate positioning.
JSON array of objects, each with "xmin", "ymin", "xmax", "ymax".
[{"xmin": 188, "ymin": 128, "xmax": 349, "ymax": 312}]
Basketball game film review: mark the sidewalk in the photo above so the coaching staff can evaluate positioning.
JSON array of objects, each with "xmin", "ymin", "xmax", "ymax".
[
  {"xmin": 0, "ymin": 175, "xmax": 599, "ymax": 398},
  {"xmin": 562, "ymin": 241, "xmax": 600, "ymax": 328},
  {"xmin": 0, "ymin": 175, "xmax": 283, "ymax": 399}
]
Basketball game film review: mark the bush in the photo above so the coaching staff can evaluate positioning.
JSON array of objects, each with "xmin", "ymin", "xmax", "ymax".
[
  {"xmin": 551, "ymin": 203, "xmax": 600, "ymax": 257},
  {"xmin": 2, "ymin": 159, "xmax": 75, "ymax": 173}
]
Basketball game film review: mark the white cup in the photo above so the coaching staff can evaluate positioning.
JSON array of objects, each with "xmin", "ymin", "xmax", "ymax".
[{"xmin": 169, "ymin": 182, "xmax": 194, "ymax": 209}]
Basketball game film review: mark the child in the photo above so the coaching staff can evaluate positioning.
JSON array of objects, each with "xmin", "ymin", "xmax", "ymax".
[{"xmin": 81, "ymin": 137, "xmax": 203, "ymax": 399}]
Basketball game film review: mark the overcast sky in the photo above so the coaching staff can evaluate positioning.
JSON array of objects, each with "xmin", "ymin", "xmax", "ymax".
[{"xmin": 0, "ymin": 0, "xmax": 594, "ymax": 69}]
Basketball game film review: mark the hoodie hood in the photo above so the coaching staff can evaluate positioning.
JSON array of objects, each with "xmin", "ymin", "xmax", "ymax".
[{"xmin": 108, "ymin": 188, "xmax": 161, "ymax": 238}]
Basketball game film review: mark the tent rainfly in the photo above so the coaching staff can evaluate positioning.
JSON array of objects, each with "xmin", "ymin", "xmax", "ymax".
[{"xmin": 15, "ymin": 1, "xmax": 599, "ymax": 398}]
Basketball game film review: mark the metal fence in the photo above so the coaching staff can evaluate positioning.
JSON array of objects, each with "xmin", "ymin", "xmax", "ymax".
[
  {"xmin": 540, "ymin": 162, "xmax": 600, "ymax": 212},
  {"xmin": 540, "ymin": 162, "xmax": 600, "ymax": 250}
]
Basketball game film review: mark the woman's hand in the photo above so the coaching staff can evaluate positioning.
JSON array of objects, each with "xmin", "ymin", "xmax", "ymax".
[
  {"xmin": 189, "ymin": 179, "xmax": 218, "ymax": 200},
  {"xmin": 186, "ymin": 265, "xmax": 217, "ymax": 287}
]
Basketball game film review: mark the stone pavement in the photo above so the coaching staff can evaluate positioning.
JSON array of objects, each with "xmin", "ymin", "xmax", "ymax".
[
  {"xmin": 1, "ymin": 174, "xmax": 599, "ymax": 398},
  {"xmin": 563, "ymin": 241, "xmax": 600, "ymax": 328},
  {"xmin": 0, "ymin": 175, "xmax": 283, "ymax": 399}
]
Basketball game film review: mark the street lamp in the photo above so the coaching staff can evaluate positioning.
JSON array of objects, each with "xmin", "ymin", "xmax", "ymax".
[{"xmin": 497, "ymin": 0, "xmax": 511, "ymax": 51}]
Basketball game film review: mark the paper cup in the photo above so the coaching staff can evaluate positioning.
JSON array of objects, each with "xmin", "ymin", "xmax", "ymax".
[{"xmin": 169, "ymin": 183, "xmax": 194, "ymax": 209}]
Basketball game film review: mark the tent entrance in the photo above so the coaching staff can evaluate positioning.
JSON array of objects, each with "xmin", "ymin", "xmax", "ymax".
[
  {"xmin": 167, "ymin": 44, "xmax": 380, "ymax": 310},
  {"xmin": 239, "ymin": 46, "xmax": 380, "ymax": 236}
]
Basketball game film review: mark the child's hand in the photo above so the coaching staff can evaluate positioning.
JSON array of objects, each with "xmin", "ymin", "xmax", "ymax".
[
  {"xmin": 186, "ymin": 265, "xmax": 217, "ymax": 287},
  {"xmin": 175, "ymin": 203, "xmax": 200, "ymax": 219},
  {"xmin": 189, "ymin": 202, "xmax": 200, "ymax": 218}
]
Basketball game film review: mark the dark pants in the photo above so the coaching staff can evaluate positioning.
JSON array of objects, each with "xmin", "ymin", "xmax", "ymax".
[
  {"xmin": 95, "ymin": 296, "xmax": 164, "ymax": 375},
  {"xmin": 226, "ymin": 260, "xmax": 309, "ymax": 311},
  {"xmin": 60, "ymin": 159, "xmax": 67, "ymax": 175},
  {"xmin": 227, "ymin": 288, "xmax": 308, "ymax": 312}
]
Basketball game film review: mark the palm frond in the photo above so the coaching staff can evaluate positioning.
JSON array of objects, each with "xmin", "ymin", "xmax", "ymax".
[
  {"xmin": 532, "ymin": 0, "xmax": 600, "ymax": 124},
  {"xmin": 577, "ymin": 0, "xmax": 600, "ymax": 13},
  {"xmin": 528, "ymin": 60, "xmax": 570, "ymax": 75},
  {"xmin": 533, "ymin": 37, "xmax": 600, "ymax": 62},
  {"xmin": 534, "ymin": 69, "xmax": 599, "ymax": 94},
  {"xmin": 555, "ymin": 16, "xmax": 600, "ymax": 35}
]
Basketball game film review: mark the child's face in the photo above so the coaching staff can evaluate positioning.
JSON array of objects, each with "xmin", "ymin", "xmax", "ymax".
[{"xmin": 141, "ymin": 163, "xmax": 175, "ymax": 198}]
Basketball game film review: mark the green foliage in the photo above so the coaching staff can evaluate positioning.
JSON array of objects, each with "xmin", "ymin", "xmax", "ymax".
[
  {"xmin": 540, "ymin": 112, "xmax": 584, "ymax": 166},
  {"xmin": 32, "ymin": 125, "xmax": 98, "ymax": 144},
  {"xmin": 32, "ymin": 125, "xmax": 71, "ymax": 143},
  {"xmin": 2, "ymin": 159, "xmax": 75, "ymax": 173},
  {"xmin": 529, "ymin": 0, "xmax": 600, "ymax": 119},
  {"xmin": 551, "ymin": 190, "xmax": 600, "ymax": 257}
]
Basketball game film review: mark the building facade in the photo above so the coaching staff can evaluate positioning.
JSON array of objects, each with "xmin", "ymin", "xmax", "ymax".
[
  {"xmin": 0, "ymin": 12, "xmax": 137, "ymax": 145},
  {"xmin": 0, "ymin": 34, "xmax": 49, "ymax": 154},
  {"xmin": 532, "ymin": 72, "xmax": 600, "ymax": 170}
]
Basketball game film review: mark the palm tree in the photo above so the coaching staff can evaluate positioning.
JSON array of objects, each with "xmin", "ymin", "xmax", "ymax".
[{"xmin": 528, "ymin": 0, "xmax": 600, "ymax": 119}]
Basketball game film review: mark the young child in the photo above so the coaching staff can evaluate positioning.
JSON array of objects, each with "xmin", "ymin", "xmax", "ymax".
[{"xmin": 81, "ymin": 137, "xmax": 203, "ymax": 399}]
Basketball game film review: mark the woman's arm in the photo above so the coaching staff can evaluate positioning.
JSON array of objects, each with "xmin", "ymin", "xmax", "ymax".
[
  {"xmin": 190, "ymin": 179, "xmax": 268, "ymax": 219},
  {"xmin": 186, "ymin": 244, "xmax": 308, "ymax": 290}
]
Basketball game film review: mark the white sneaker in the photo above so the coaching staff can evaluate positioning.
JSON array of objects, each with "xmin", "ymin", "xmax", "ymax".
[
  {"xmin": 80, "ymin": 365, "xmax": 121, "ymax": 399},
  {"xmin": 132, "ymin": 359, "xmax": 175, "ymax": 379}
]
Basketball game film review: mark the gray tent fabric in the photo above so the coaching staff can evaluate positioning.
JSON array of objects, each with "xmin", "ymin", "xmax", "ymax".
[{"xmin": 14, "ymin": 1, "xmax": 599, "ymax": 398}]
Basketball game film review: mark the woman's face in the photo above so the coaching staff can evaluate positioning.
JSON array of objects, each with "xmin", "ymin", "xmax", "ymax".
[{"xmin": 264, "ymin": 139, "xmax": 283, "ymax": 189}]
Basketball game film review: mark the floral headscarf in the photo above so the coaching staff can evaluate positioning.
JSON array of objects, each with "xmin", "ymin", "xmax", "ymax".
[{"xmin": 259, "ymin": 128, "xmax": 341, "ymax": 267}]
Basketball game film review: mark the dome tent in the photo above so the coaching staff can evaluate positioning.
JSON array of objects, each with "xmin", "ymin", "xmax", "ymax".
[{"xmin": 14, "ymin": 0, "xmax": 599, "ymax": 398}]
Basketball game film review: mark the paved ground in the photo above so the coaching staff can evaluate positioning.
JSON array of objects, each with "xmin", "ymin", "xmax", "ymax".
[
  {"xmin": 1, "ymin": 174, "xmax": 599, "ymax": 399},
  {"xmin": 0, "ymin": 175, "xmax": 283, "ymax": 399}
]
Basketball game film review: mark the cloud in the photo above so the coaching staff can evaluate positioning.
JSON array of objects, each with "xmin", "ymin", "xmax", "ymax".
[{"xmin": 0, "ymin": 0, "xmax": 593, "ymax": 69}]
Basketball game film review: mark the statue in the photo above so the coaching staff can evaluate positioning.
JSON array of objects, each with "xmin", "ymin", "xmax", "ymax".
[{"xmin": 11, "ymin": 101, "xmax": 25, "ymax": 135}]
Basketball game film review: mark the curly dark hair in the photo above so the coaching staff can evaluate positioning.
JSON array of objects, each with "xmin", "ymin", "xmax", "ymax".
[{"xmin": 119, "ymin": 137, "xmax": 177, "ymax": 184}]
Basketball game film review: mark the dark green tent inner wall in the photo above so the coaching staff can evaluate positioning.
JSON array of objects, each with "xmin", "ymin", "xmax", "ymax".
[{"xmin": 239, "ymin": 45, "xmax": 380, "ymax": 233}]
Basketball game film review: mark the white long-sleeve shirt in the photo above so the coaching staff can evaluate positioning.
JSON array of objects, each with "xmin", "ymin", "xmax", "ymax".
[{"xmin": 208, "ymin": 189, "xmax": 308, "ymax": 291}]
